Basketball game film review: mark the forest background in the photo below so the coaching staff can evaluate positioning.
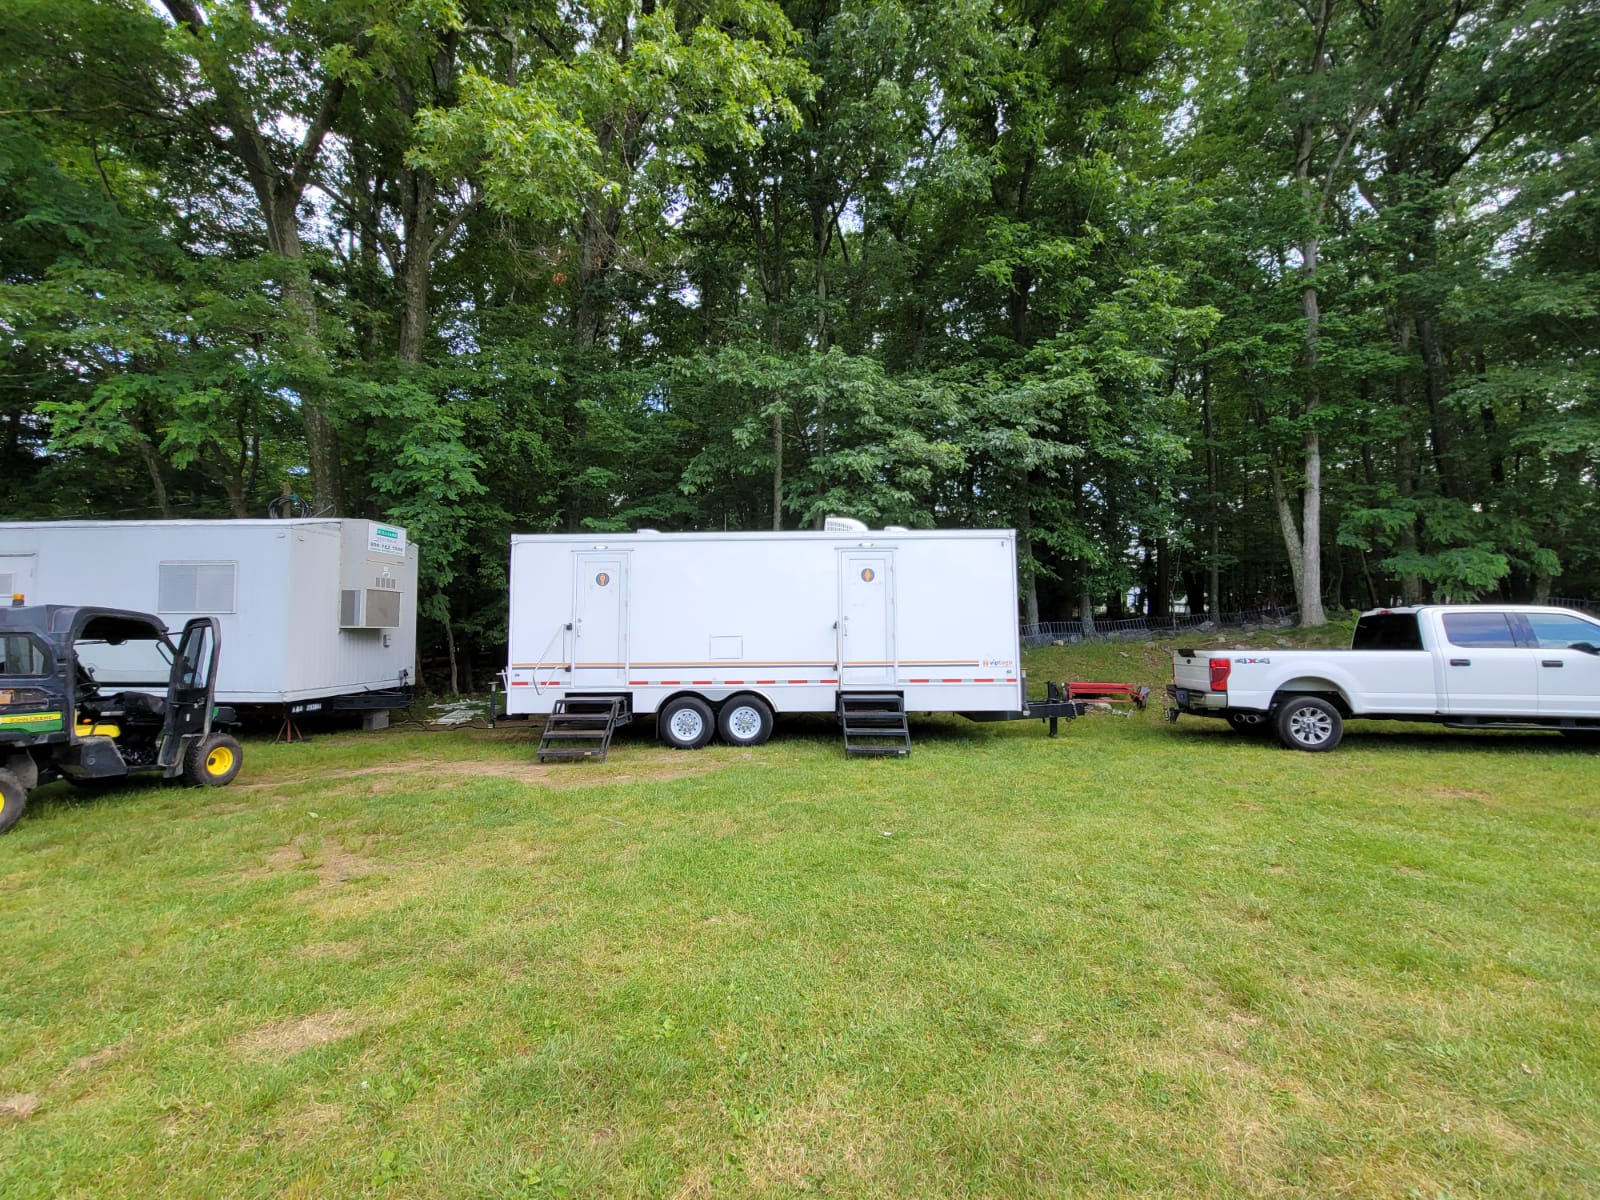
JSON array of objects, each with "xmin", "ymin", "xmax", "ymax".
[{"xmin": 2, "ymin": 0, "xmax": 1597, "ymax": 689}]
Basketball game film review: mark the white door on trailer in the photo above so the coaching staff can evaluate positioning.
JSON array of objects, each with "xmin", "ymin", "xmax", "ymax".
[
  {"xmin": 573, "ymin": 553, "xmax": 627, "ymax": 687},
  {"xmin": 839, "ymin": 551, "xmax": 894, "ymax": 686}
]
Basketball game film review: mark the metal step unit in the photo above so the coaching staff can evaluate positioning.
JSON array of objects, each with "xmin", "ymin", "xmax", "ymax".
[
  {"xmin": 536, "ymin": 696, "xmax": 628, "ymax": 762},
  {"xmin": 837, "ymin": 691, "xmax": 911, "ymax": 757}
]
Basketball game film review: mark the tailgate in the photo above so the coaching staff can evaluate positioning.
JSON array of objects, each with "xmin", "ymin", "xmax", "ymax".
[{"xmin": 1172, "ymin": 651, "xmax": 1217, "ymax": 691}]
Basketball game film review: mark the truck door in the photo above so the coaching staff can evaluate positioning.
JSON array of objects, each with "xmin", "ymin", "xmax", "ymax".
[
  {"xmin": 160, "ymin": 617, "xmax": 219, "ymax": 767},
  {"xmin": 1437, "ymin": 611, "xmax": 1539, "ymax": 716},
  {"xmin": 572, "ymin": 553, "xmax": 627, "ymax": 688},
  {"xmin": 839, "ymin": 551, "xmax": 894, "ymax": 686},
  {"xmin": 1519, "ymin": 610, "xmax": 1600, "ymax": 718}
]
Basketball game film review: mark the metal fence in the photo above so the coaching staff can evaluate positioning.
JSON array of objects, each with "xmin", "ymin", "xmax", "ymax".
[
  {"xmin": 1022, "ymin": 596, "xmax": 1596, "ymax": 647},
  {"xmin": 1020, "ymin": 606, "xmax": 1300, "ymax": 647}
]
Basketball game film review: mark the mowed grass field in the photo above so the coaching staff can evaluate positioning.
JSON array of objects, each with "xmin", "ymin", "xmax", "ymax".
[{"xmin": 2, "ymin": 633, "xmax": 1598, "ymax": 1198}]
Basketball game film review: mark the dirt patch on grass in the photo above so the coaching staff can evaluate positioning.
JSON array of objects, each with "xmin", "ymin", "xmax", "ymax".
[
  {"xmin": 273, "ymin": 1099, "xmax": 348, "ymax": 1146},
  {"xmin": 234, "ymin": 1011, "xmax": 363, "ymax": 1059},
  {"xmin": 237, "ymin": 839, "xmax": 381, "ymax": 889},
  {"xmin": 69, "ymin": 1042, "xmax": 126, "ymax": 1074},
  {"xmin": 233, "ymin": 751, "xmax": 721, "ymax": 796},
  {"xmin": 741, "ymin": 1086, "xmax": 882, "ymax": 1191},
  {"xmin": 0, "ymin": 1094, "xmax": 41, "ymax": 1122}
]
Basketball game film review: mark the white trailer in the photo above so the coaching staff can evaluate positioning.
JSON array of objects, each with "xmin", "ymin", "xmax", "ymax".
[
  {"xmin": 505, "ymin": 525, "xmax": 1039, "ymax": 753},
  {"xmin": 0, "ymin": 519, "xmax": 418, "ymax": 716}
]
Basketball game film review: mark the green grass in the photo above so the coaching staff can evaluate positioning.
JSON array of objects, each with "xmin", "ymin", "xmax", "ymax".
[{"xmin": 2, "ymin": 635, "xmax": 1598, "ymax": 1198}]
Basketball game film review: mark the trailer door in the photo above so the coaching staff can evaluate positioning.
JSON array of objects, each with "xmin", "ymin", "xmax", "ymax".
[
  {"xmin": 572, "ymin": 553, "xmax": 628, "ymax": 687},
  {"xmin": 839, "ymin": 551, "xmax": 894, "ymax": 686}
]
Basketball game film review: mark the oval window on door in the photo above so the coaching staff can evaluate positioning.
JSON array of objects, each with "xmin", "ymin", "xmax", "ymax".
[
  {"xmin": 860, "ymin": 568, "xmax": 875, "ymax": 583},
  {"xmin": 595, "ymin": 572, "xmax": 610, "ymax": 587}
]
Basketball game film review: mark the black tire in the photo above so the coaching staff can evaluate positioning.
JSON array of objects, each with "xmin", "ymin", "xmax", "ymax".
[
  {"xmin": 184, "ymin": 733, "xmax": 244, "ymax": 786},
  {"xmin": 1274, "ymin": 695, "xmax": 1343, "ymax": 752},
  {"xmin": 1559, "ymin": 729, "xmax": 1600, "ymax": 746},
  {"xmin": 1226, "ymin": 711, "xmax": 1271, "ymax": 734},
  {"xmin": 658, "ymin": 696, "xmax": 714, "ymax": 750},
  {"xmin": 717, "ymin": 694, "xmax": 774, "ymax": 747},
  {"xmin": 0, "ymin": 768, "xmax": 28, "ymax": 835}
]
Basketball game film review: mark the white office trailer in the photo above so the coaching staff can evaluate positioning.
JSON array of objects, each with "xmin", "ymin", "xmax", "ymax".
[
  {"xmin": 0, "ymin": 519, "xmax": 418, "ymax": 717},
  {"xmin": 505, "ymin": 523, "xmax": 1051, "ymax": 755}
]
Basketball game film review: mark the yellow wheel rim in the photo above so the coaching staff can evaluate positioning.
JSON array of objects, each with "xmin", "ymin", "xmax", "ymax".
[{"xmin": 206, "ymin": 746, "xmax": 235, "ymax": 776}]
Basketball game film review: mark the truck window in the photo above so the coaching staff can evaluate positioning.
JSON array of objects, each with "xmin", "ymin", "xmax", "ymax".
[
  {"xmin": 0, "ymin": 633, "xmax": 49, "ymax": 676},
  {"xmin": 1523, "ymin": 612, "xmax": 1600, "ymax": 649},
  {"xmin": 1442, "ymin": 612, "xmax": 1518, "ymax": 648},
  {"xmin": 1352, "ymin": 613, "xmax": 1424, "ymax": 650}
]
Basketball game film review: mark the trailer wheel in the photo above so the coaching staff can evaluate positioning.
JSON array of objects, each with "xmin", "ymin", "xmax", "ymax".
[
  {"xmin": 1226, "ymin": 711, "xmax": 1270, "ymax": 734},
  {"xmin": 658, "ymin": 697, "xmax": 714, "ymax": 750},
  {"xmin": 717, "ymin": 695, "xmax": 773, "ymax": 747},
  {"xmin": 184, "ymin": 733, "xmax": 244, "ymax": 786},
  {"xmin": 0, "ymin": 769, "xmax": 28, "ymax": 835},
  {"xmin": 1274, "ymin": 696, "xmax": 1343, "ymax": 752}
]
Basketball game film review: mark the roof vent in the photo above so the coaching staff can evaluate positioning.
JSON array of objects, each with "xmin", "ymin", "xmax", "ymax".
[
  {"xmin": 883, "ymin": 525, "xmax": 909, "ymax": 532},
  {"xmin": 824, "ymin": 516, "xmax": 868, "ymax": 533}
]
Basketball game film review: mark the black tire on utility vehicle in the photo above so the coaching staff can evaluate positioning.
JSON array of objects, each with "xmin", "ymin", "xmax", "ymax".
[
  {"xmin": 0, "ymin": 768, "xmax": 28, "ymax": 835},
  {"xmin": 1226, "ymin": 711, "xmax": 1271, "ymax": 734},
  {"xmin": 184, "ymin": 733, "xmax": 243, "ymax": 787},
  {"xmin": 1275, "ymin": 695, "xmax": 1343, "ymax": 752}
]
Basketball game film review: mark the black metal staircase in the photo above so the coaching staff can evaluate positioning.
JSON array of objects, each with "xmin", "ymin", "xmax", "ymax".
[
  {"xmin": 536, "ymin": 697, "xmax": 627, "ymax": 762},
  {"xmin": 837, "ymin": 691, "xmax": 911, "ymax": 757}
]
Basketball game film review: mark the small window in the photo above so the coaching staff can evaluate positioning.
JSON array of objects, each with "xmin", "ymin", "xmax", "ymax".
[
  {"xmin": 1443, "ymin": 612, "xmax": 1518, "ymax": 648},
  {"xmin": 0, "ymin": 633, "xmax": 48, "ymax": 676},
  {"xmin": 159, "ymin": 562, "xmax": 237, "ymax": 614},
  {"xmin": 1524, "ymin": 612, "xmax": 1600, "ymax": 649},
  {"xmin": 1353, "ymin": 613, "xmax": 1424, "ymax": 650}
]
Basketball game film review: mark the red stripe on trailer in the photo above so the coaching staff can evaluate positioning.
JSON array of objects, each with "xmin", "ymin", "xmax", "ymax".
[
  {"xmin": 820, "ymin": 679, "xmax": 837, "ymax": 684},
  {"xmin": 941, "ymin": 678, "xmax": 960, "ymax": 683},
  {"xmin": 974, "ymin": 677, "xmax": 994, "ymax": 683},
  {"xmin": 756, "ymin": 679, "xmax": 776, "ymax": 685},
  {"xmin": 660, "ymin": 679, "xmax": 680, "ymax": 685},
  {"xmin": 787, "ymin": 679, "xmax": 808, "ymax": 684},
  {"xmin": 908, "ymin": 678, "xmax": 930, "ymax": 683},
  {"xmin": 510, "ymin": 681, "xmax": 529, "ymax": 687},
  {"xmin": 628, "ymin": 680, "xmax": 647, "ymax": 686},
  {"xmin": 691, "ymin": 680, "xmax": 712, "ymax": 685}
]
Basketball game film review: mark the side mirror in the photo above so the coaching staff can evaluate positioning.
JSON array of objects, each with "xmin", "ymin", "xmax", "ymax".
[{"xmin": 1569, "ymin": 642, "xmax": 1599, "ymax": 655}]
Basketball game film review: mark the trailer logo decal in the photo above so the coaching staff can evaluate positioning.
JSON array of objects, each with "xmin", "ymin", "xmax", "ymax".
[
  {"xmin": 860, "ymin": 568, "xmax": 875, "ymax": 582},
  {"xmin": 595, "ymin": 571, "xmax": 611, "ymax": 587}
]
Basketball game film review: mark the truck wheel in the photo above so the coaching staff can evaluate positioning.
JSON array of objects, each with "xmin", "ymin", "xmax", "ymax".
[
  {"xmin": 184, "ymin": 733, "xmax": 244, "ymax": 786},
  {"xmin": 1275, "ymin": 696, "xmax": 1343, "ymax": 752},
  {"xmin": 0, "ymin": 769, "xmax": 28, "ymax": 835},
  {"xmin": 717, "ymin": 695, "xmax": 773, "ymax": 747},
  {"xmin": 1227, "ymin": 711, "xmax": 1270, "ymax": 734},
  {"xmin": 658, "ymin": 697, "xmax": 714, "ymax": 750}
]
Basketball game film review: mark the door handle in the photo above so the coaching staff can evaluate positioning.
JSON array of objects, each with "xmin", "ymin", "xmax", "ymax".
[
  {"xmin": 1449, "ymin": 658, "xmax": 1471, "ymax": 666},
  {"xmin": 1542, "ymin": 659, "xmax": 1564, "ymax": 668}
]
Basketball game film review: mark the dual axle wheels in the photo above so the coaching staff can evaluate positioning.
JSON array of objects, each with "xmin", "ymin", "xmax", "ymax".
[{"xmin": 658, "ymin": 694, "xmax": 774, "ymax": 751}]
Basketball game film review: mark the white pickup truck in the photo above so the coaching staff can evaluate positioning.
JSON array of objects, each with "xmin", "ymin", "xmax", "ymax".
[{"xmin": 1167, "ymin": 605, "xmax": 1600, "ymax": 751}]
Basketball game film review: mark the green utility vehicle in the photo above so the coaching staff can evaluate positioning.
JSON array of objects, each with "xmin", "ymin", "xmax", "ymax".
[{"xmin": 0, "ymin": 604, "xmax": 242, "ymax": 833}]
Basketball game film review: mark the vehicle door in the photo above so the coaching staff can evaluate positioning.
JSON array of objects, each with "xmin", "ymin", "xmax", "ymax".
[
  {"xmin": 159, "ymin": 618, "xmax": 220, "ymax": 767},
  {"xmin": 1517, "ymin": 611, "xmax": 1600, "ymax": 718},
  {"xmin": 1438, "ymin": 611, "xmax": 1539, "ymax": 716}
]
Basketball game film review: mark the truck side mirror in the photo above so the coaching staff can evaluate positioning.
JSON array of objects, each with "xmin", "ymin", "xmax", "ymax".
[{"xmin": 1569, "ymin": 641, "xmax": 1599, "ymax": 655}]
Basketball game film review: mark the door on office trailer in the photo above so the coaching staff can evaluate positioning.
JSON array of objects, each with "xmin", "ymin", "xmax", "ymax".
[
  {"xmin": 572, "ymin": 551, "xmax": 628, "ymax": 688},
  {"xmin": 838, "ymin": 549, "xmax": 895, "ymax": 687}
]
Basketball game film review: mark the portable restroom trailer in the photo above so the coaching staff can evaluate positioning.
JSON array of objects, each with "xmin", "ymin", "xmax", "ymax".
[
  {"xmin": 505, "ymin": 526, "xmax": 1028, "ymax": 752},
  {"xmin": 0, "ymin": 519, "xmax": 418, "ymax": 717}
]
